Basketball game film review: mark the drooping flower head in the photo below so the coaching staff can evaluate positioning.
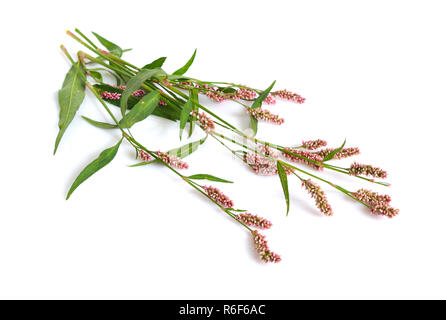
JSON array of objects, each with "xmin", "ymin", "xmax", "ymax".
[
  {"xmin": 302, "ymin": 179, "xmax": 333, "ymax": 216},
  {"xmin": 203, "ymin": 186, "xmax": 234, "ymax": 208},
  {"xmin": 349, "ymin": 162, "xmax": 387, "ymax": 179},
  {"xmin": 156, "ymin": 151, "xmax": 189, "ymax": 169},
  {"xmin": 252, "ymin": 230, "xmax": 281, "ymax": 263},
  {"xmin": 236, "ymin": 213, "xmax": 272, "ymax": 229}
]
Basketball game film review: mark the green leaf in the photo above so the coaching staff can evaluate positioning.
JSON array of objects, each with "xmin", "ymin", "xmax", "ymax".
[
  {"xmin": 250, "ymin": 116, "xmax": 258, "ymax": 136},
  {"xmin": 168, "ymin": 135, "xmax": 207, "ymax": 158},
  {"xmin": 143, "ymin": 57, "xmax": 167, "ymax": 69},
  {"xmin": 277, "ymin": 161, "xmax": 290, "ymax": 215},
  {"xmin": 251, "ymin": 80, "xmax": 276, "ymax": 110},
  {"xmin": 66, "ymin": 139, "xmax": 122, "ymax": 199},
  {"xmin": 323, "ymin": 139, "xmax": 347, "ymax": 162},
  {"xmin": 167, "ymin": 75, "xmax": 192, "ymax": 81},
  {"xmin": 188, "ymin": 174, "xmax": 233, "ymax": 183},
  {"xmin": 89, "ymin": 70, "xmax": 103, "ymax": 82},
  {"xmin": 188, "ymin": 89, "xmax": 199, "ymax": 138},
  {"xmin": 120, "ymin": 68, "xmax": 162, "ymax": 116},
  {"xmin": 92, "ymin": 32, "xmax": 123, "ymax": 57},
  {"xmin": 81, "ymin": 116, "xmax": 117, "ymax": 129},
  {"xmin": 54, "ymin": 62, "xmax": 86, "ymax": 154},
  {"xmin": 179, "ymin": 95, "xmax": 193, "ymax": 140},
  {"xmin": 173, "ymin": 49, "xmax": 197, "ymax": 75},
  {"xmin": 120, "ymin": 91, "xmax": 160, "ymax": 128}
]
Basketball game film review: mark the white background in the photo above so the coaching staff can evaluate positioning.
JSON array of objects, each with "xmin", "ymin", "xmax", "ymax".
[{"xmin": 0, "ymin": 0, "xmax": 445, "ymax": 299}]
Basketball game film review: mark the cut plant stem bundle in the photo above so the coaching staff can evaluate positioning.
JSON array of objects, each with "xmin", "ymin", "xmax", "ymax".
[{"xmin": 55, "ymin": 29, "xmax": 399, "ymax": 263}]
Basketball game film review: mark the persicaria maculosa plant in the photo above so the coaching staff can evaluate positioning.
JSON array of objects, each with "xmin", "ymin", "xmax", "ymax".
[{"xmin": 55, "ymin": 29, "xmax": 399, "ymax": 263}]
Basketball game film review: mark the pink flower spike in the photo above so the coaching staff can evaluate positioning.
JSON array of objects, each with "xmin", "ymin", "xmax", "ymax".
[
  {"xmin": 302, "ymin": 139, "xmax": 328, "ymax": 150},
  {"xmin": 132, "ymin": 89, "xmax": 146, "ymax": 98},
  {"xmin": 191, "ymin": 111, "xmax": 215, "ymax": 132},
  {"xmin": 263, "ymin": 94, "xmax": 276, "ymax": 105},
  {"xmin": 203, "ymin": 186, "xmax": 234, "ymax": 208},
  {"xmin": 156, "ymin": 151, "xmax": 189, "ymax": 170},
  {"xmin": 252, "ymin": 230, "xmax": 281, "ymax": 263},
  {"xmin": 236, "ymin": 88, "xmax": 257, "ymax": 100},
  {"xmin": 248, "ymin": 108, "xmax": 284, "ymax": 125},
  {"xmin": 236, "ymin": 213, "xmax": 272, "ymax": 229},
  {"xmin": 138, "ymin": 150, "xmax": 151, "ymax": 162},
  {"xmin": 349, "ymin": 162, "xmax": 387, "ymax": 179},
  {"xmin": 100, "ymin": 91, "xmax": 121, "ymax": 100},
  {"xmin": 352, "ymin": 189, "xmax": 398, "ymax": 218},
  {"xmin": 314, "ymin": 147, "xmax": 360, "ymax": 160},
  {"xmin": 158, "ymin": 99, "xmax": 167, "ymax": 106},
  {"xmin": 302, "ymin": 179, "xmax": 333, "ymax": 216},
  {"xmin": 272, "ymin": 89, "xmax": 305, "ymax": 104}
]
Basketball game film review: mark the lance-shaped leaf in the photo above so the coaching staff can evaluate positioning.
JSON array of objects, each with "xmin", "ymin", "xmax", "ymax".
[
  {"xmin": 168, "ymin": 135, "xmax": 207, "ymax": 158},
  {"xmin": 188, "ymin": 88, "xmax": 199, "ymax": 138},
  {"xmin": 323, "ymin": 139, "xmax": 347, "ymax": 162},
  {"xmin": 277, "ymin": 161, "xmax": 290, "ymax": 215},
  {"xmin": 130, "ymin": 136, "xmax": 207, "ymax": 167},
  {"xmin": 120, "ymin": 68, "xmax": 163, "ymax": 115},
  {"xmin": 143, "ymin": 57, "xmax": 167, "ymax": 69},
  {"xmin": 82, "ymin": 116, "xmax": 118, "ymax": 129},
  {"xmin": 188, "ymin": 174, "xmax": 233, "ymax": 183},
  {"xmin": 92, "ymin": 32, "xmax": 123, "ymax": 57},
  {"xmin": 120, "ymin": 91, "xmax": 160, "ymax": 128},
  {"xmin": 66, "ymin": 139, "xmax": 123, "ymax": 199},
  {"xmin": 54, "ymin": 62, "xmax": 86, "ymax": 154},
  {"xmin": 173, "ymin": 49, "xmax": 197, "ymax": 75},
  {"xmin": 249, "ymin": 80, "xmax": 276, "ymax": 136},
  {"xmin": 179, "ymin": 94, "xmax": 193, "ymax": 140},
  {"xmin": 250, "ymin": 116, "xmax": 258, "ymax": 137},
  {"xmin": 251, "ymin": 80, "xmax": 276, "ymax": 110}
]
